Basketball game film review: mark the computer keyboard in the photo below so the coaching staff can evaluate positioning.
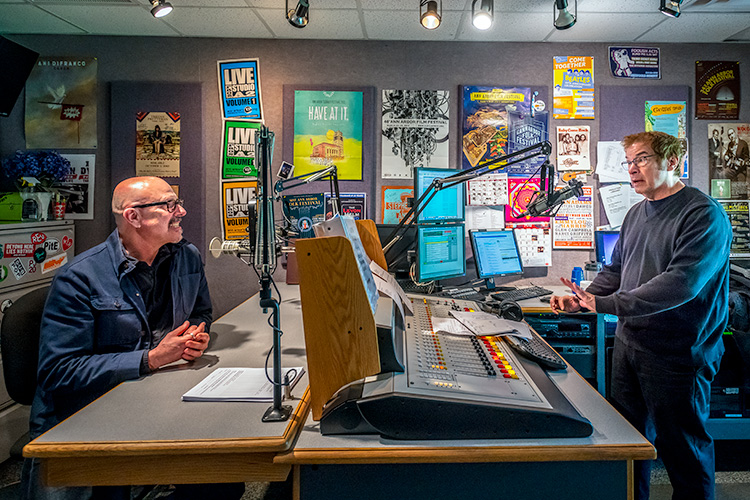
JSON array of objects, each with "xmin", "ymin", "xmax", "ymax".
[
  {"xmin": 397, "ymin": 280, "xmax": 435, "ymax": 295},
  {"xmin": 504, "ymin": 329, "xmax": 568, "ymax": 371},
  {"xmin": 490, "ymin": 285, "xmax": 553, "ymax": 303},
  {"xmin": 435, "ymin": 287, "xmax": 487, "ymax": 302}
]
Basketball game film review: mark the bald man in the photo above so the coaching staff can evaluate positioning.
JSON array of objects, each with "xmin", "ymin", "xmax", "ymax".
[{"xmin": 22, "ymin": 177, "xmax": 239, "ymax": 499}]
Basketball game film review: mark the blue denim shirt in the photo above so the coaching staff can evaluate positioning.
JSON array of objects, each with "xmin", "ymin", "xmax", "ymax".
[{"xmin": 30, "ymin": 229, "xmax": 212, "ymax": 436}]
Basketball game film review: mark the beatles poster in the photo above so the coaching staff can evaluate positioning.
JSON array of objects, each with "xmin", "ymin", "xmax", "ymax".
[
  {"xmin": 135, "ymin": 112, "xmax": 180, "ymax": 177},
  {"xmin": 381, "ymin": 186, "xmax": 413, "ymax": 224},
  {"xmin": 608, "ymin": 47, "xmax": 660, "ymax": 79},
  {"xmin": 25, "ymin": 57, "xmax": 98, "ymax": 149},
  {"xmin": 696, "ymin": 61, "xmax": 740, "ymax": 120},
  {"xmin": 553, "ymin": 56, "xmax": 595, "ymax": 120},
  {"xmin": 709, "ymin": 123, "xmax": 750, "ymax": 200},
  {"xmin": 381, "ymin": 89, "xmax": 450, "ymax": 179},
  {"xmin": 461, "ymin": 86, "xmax": 531, "ymax": 170},
  {"xmin": 293, "ymin": 90, "xmax": 363, "ymax": 180},
  {"xmin": 222, "ymin": 120, "xmax": 262, "ymax": 179},
  {"xmin": 222, "ymin": 180, "xmax": 256, "ymax": 241},
  {"xmin": 217, "ymin": 59, "xmax": 263, "ymax": 121}
]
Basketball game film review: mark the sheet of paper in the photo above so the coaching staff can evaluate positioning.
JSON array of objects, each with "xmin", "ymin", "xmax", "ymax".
[
  {"xmin": 465, "ymin": 205, "xmax": 505, "ymax": 231},
  {"xmin": 430, "ymin": 316, "xmax": 474, "ymax": 337},
  {"xmin": 598, "ymin": 183, "xmax": 644, "ymax": 229},
  {"xmin": 596, "ymin": 141, "xmax": 629, "ymax": 182},
  {"xmin": 182, "ymin": 367, "xmax": 304, "ymax": 402},
  {"xmin": 370, "ymin": 260, "xmax": 414, "ymax": 316},
  {"xmin": 449, "ymin": 311, "xmax": 532, "ymax": 339}
]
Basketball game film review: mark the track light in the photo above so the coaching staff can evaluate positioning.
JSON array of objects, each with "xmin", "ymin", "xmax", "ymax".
[
  {"xmin": 420, "ymin": 0, "xmax": 441, "ymax": 30},
  {"xmin": 659, "ymin": 0, "xmax": 682, "ymax": 18},
  {"xmin": 150, "ymin": 0, "xmax": 173, "ymax": 18},
  {"xmin": 472, "ymin": 0, "xmax": 493, "ymax": 30},
  {"xmin": 287, "ymin": 0, "xmax": 310, "ymax": 29},
  {"xmin": 553, "ymin": 0, "xmax": 576, "ymax": 30}
]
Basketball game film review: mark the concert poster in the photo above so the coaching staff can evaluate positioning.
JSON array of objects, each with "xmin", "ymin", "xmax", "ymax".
[
  {"xmin": 507, "ymin": 109, "xmax": 549, "ymax": 176},
  {"xmin": 556, "ymin": 125, "xmax": 590, "ymax": 171},
  {"xmin": 504, "ymin": 177, "xmax": 546, "ymax": 224},
  {"xmin": 25, "ymin": 57, "xmax": 98, "ymax": 149},
  {"xmin": 381, "ymin": 89, "xmax": 449, "ymax": 179},
  {"xmin": 552, "ymin": 185, "xmax": 594, "ymax": 250},
  {"xmin": 695, "ymin": 61, "xmax": 740, "ymax": 120},
  {"xmin": 217, "ymin": 59, "xmax": 263, "ymax": 121},
  {"xmin": 222, "ymin": 120, "xmax": 262, "ymax": 179},
  {"xmin": 708, "ymin": 123, "xmax": 750, "ymax": 200},
  {"xmin": 324, "ymin": 192, "xmax": 366, "ymax": 220},
  {"xmin": 135, "ymin": 112, "xmax": 180, "ymax": 177},
  {"xmin": 282, "ymin": 193, "xmax": 326, "ymax": 239},
  {"xmin": 293, "ymin": 90, "xmax": 363, "ymax": 180},
  {"xmin": 57, "ymin": 154, "xmax": 95, "ymax": 220},
  {"xmin": 553, "ymin": 56, "xmax": 595, "ymax": 120},
  {"xmin": 381, "ymin": 186, "xmax": 413, "ymax": 224},
  {"xmin": 460, "ymin": 86, "xmax": 531, "ymax": 171},
  {"xmin": 719, "ymin": 200, "xmax": 750, "ymax": 258},
  {"xmin": 608, "ymin": 47, "xmax": 660, "ymax": 79},
  {"xmin": 221, "ymin": 180, "xmax": 256, "ymax": 241}
]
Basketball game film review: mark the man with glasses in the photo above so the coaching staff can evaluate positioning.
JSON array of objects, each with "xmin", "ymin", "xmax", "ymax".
[
  {"xmin": 550, "ymin": 132, "xmax": 731, "ymax": 500},
  {"xmin": 23, "ymin": 177, "xmax": 243, "ymax": 499}
]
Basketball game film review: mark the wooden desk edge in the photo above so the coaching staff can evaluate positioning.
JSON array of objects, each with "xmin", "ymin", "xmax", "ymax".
[
  {"xmin": 24, "ymin": 387, "xmax": 311, "ymax": 459},
  {"xmin": 275, "ymin": 442, "xmax": 656, "ymax": 465}
]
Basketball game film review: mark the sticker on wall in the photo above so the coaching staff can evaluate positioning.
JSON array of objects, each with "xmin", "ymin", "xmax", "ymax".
[
  {"xmin": 42, "ymin": 253, "xmax": 68, "ymax": 274},
  {"xmin": 9, "ymin": 258, "xmax": 26, "ymax": 280}
]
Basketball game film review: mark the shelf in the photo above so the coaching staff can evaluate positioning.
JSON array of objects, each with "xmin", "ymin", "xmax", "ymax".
[{"xmin": 707, "ymin": 418, "xmax": 750, "ymax": 440}]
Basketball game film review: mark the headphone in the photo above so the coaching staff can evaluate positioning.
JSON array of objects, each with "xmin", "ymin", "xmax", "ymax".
[{"xmin": 480, "ymin": 300, "xmax": 524, "ymax": 322}]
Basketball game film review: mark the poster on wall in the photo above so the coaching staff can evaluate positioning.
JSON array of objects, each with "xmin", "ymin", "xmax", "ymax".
[
  {"xmin": 135, "ymin": 112, "xmax": 180, "ymax": 177},
  {"xmin": 325, "ymin": 192, "xmax": 366, "ymax": 220},
  {"xmin": 507, "ymin": 110, "xmax": 549, "ymax": 176},
  {"xmin": 381, "ymin": 186, "xmax": 413, "ymax": 224},
  {"xmin": 293, "ymin": 90, "xmax": 363, "ymax": 180},
  {"xmin": 25, "ymin": 57, "xmax": 98, "ymax": 149},
  {"xmin": 709, "ymin": 123, "xmax": 750, "ymax": 199},
  {"xmin": 645, "ymin": 101, "xmax": 689, "ymax": 178},
  {"xmin": 57, "ymin": 153, "xmax": 95, "ymax": 220},
  {"xmin": 553, "ymin": 56, "xmax": 595, "ymax": 120},
  {"xmin": 282, "ymin": 193, "xmax": 326, "ymax": 239},
  {"xmin": 556, "ymin": 126, "xmax": 590, "ymax": 171},
  {"xmin": 222, "ymin": 120, "xmax": 262, "ymax": 179},
  {"xmin": 461, "ymin": 86, "xmax": 531, "ymax": 171},
  {"xmin": 608, "ymin": 47, "xmax": 660, "ymax": 79},
  {"xmin": 217, "ymin": 59, "xmax": 263, "ymax": 121},
  {"xmin": 552, "ymin": 185, "xmax": 594, "ymax": 249},
  {"xmin": 719, "ymin": 200, "xmax": 750, "ymax": 257},
  {"xmin": 695, "ymin": 61, "xmax": 740, "ymax": 120},
  {"xmin": 466, "ymin": 173, "xmax": 507, "ymax": 206},
  {"xmin": 221, "ymin": 180, "xmax": 256, "ymax": 241},
  {"xmin": 381, "ymin": 90, "xmax": 449, "ymax": 179},
  {"xmin": 504, "ymin": 177, "xmax": 547, "ymax": 224},
  {"xmin": 506, "ymin": 223, "xmax": 552, "ymax": 267}
]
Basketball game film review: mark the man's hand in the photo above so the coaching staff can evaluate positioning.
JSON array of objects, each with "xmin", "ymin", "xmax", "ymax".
[
  {"xmin": 556, "ymin": 277, "xmax": 597, "ymax": 313},
  {"xmin": 147, "ymin": 321, "xmax": 209, "ymax": 370}
]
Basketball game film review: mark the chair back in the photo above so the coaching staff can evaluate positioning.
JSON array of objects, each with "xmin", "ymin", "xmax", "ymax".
[{"xmin": 0, "ymin": 285, "xmax": 50, "ymax": 405}]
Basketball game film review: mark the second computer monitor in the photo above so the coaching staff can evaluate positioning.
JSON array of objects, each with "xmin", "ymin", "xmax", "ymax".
[
  {"xmin": 417, "ymin": 224, "xmax": 465, "ymax": 282},
  {"xmin": 414, "ymin": 167, "xmax": 465, "ymax": 223},
  {"xmin": 469, "ymin": 229, "xmax": 523, "ymax": 289},
  {"xmin": 594, "ymin": 230, "xmax": 620, "ymax": 266}
]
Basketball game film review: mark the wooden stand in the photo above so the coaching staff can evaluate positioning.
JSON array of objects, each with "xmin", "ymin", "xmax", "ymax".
[{"xmin": 296, "ymin": 235, "xmax": 382, "ymax": 420}]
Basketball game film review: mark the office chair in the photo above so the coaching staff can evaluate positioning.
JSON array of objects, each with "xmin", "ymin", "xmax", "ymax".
[{"xmin": 0, "ymin": 285, "xmax": 51, "ymax": 456}]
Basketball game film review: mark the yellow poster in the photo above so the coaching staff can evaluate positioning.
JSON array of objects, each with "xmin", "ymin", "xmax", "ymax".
[
  {"xmin": 222, "ymin": 180, "xmax": 256, "ymax": 241},
  {"xmin": 553, "ymin": 56, "xmax": 595, "ymax": 120}
]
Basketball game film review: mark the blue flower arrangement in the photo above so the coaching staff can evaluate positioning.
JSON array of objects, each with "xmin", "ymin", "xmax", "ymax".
[{"xmin": 2, "ymin": 150, "xmax": 71, "ymax": 189}]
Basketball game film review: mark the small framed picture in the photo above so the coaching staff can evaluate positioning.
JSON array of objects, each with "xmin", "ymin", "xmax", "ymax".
[{"xmin": 277, "ymin": 161, "xmax": 294, "ymax": 180}]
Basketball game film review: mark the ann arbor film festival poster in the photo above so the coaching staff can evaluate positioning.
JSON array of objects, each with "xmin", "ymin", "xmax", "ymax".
[
  {"xmin": 25, "ymin": 57, "xmax": 98, "ymax": 149},
  {"xmin": 135, "ymin": 112, "xmax": 180, "ymax": 177},
  {"xmin": 381, "ymin": 89, "xmax": 450, "ymax": 179},
  {"xmin": 222, "ymin": 180, "xmax": 256, "ymax": 241},
  {"xmin": 217, "ymin": 59, "xmax": 263, "ymax": 121},
  {"xmin": 222, "ymin": 120, "xmax": 262, "ymax": 179},
  {"xmin": 695, "ymin": 61, "xmax": 740, "ymax": 120},
  {"xmin": 461, "ymin": 86, "xmax": 531, "ymax": 170},
  {"xmin": 553, "ymin": 56, "xmax": 595, "ymax": 120},
  {"xmin": 293, "ymin": 90, "xmax": 363, "ymax": 180}
]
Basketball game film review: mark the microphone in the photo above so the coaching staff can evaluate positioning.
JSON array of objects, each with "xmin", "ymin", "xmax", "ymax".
[
  {"xmin": 208, "ymin": 237, "xmax": 253, "ymax": 259},
  {"xmin": 522, "ymin": 178, "xmax": 584, "ymax": 217}
]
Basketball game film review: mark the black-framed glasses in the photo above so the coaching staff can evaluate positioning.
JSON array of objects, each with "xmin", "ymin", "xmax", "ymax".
[
  {"xmin": 621, "ymin": 154, "xmax": 656, "ymax": 170},
  {"xmin": 130, "ymin": 198, "xmax": 184, "ymax": 212}
]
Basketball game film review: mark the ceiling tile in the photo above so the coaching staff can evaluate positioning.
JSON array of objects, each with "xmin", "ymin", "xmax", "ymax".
[
  {"xmin": 360, "ymin": 0, "xmax": 471, "ymax": 10},
  {"xmin": 247, "ymin": 0, "xmax": 359, "ymax": 8},
  {"xmin": 547, "ymin": 12, "xmax": 663, "ymax": 42},
  {"xmin": 636, "ymin": 12, "xmax": 750, "ymax": 42},
  {"xmin": 41, "ymin": 5, "xmax": 180, "ymax": 36},
  {"xmin": 362, "ymin": 9, "xmax": 464, "ymax": 40},
  {"xmin": 162, "ymin": 7, "xmax": 273, "ymax": 38},
  {"xmin": 457, "ymin": 12, "xmax": 554, "ymax": 41},
  {"xmin": 0, "ymin": 5, "xmax": 87, "ymax": 34},
  {"xmin": 256, "ymin": 8, "xmax": 365, "ymax": 40}
]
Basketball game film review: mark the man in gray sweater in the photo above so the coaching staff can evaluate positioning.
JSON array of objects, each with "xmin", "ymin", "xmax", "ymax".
[{"xmin": 550, "ymin": 131, "xmax": 732, "ymax": 500}]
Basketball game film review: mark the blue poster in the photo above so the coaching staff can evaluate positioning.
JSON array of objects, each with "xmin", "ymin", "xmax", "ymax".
[
  {"xmin": 217, "ymin": 59, "xmax": 263, "ymax": 120},
  {"xmin": 507, "ymin": 110, "xmax": 549, "ymax": 176},
  {"xmin": 609, "ymin": 47, "xmax": 660, "ymax": 79}
]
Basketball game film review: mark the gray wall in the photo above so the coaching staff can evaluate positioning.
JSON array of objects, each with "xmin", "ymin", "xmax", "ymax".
[{"xmin": 1, "ymin": 36, "xmax": 748, "ymax": 317}]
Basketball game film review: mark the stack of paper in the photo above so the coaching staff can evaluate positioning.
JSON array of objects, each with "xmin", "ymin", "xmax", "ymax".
[
  {"xmin": 182, "ymin": 367, "xmax": 304, "ymax": 402},
  {"xmin": 449, "ymin": 310, "xmax": 532, "ymax": 340}
]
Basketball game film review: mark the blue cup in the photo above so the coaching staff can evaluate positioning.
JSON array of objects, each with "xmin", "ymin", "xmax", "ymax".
[{"xmin": 571, "ymin": 267, "xmax": 584, "ymax": 285}]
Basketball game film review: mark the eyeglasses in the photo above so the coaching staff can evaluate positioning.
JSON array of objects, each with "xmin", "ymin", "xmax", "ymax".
[
  {"xmin": 621, "ymin": 154, "xmax": 656, "ymax": 170},
  {"xmin": 130, "ymin": 198, "xmax": 184, "ymax": 212}
]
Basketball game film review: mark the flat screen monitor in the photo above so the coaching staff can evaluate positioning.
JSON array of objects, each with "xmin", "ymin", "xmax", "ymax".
[
  {"xmin": 414, "ymin": 167, "xmax": 465, "ymax": 223},
  {"xmin": 376, "ymin": 223, "xmax": 416, "ymax": 277},
  {"xmin": 594, "ymin": 230, "xmax": 620, "ymax": 266},
  {"xmin": 0, "ymin": 36, "xmax": 39, "ymax": 117},
  {"xmin": 469, "ymin": 229, "xmax": 523, "ymax": 289},
  {"xmin": 416, "ymin": 224, "xmax": 465, "ymax": 282}
]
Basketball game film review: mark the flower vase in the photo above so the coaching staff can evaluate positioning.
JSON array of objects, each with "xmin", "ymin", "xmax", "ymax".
[
  {"xmin": 34, "ymin": 191, "xmax": 53, "ymax": 221},
  {"xmin": 19, "ymin": 190, "xmax": 39, "ymax": 222}
]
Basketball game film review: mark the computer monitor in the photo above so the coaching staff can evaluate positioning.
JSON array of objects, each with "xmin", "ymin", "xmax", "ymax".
[
  {"xmin": 414, "ymin": 167, "xmax": 465, "ymax": 223},
  {"xmin": 469, "ymin": 229, "xmax": 523, "ymax": 290},
  {"xmin": 416, "ymin": 224, "xmax": 465, "ymax": 282},
  {"xmin": 376, "ymin": 223, "xmax": 416, "ymax": 278},
  {"xmin": 594, "ymin": 230, "xmax": 620, "ymax": 266}
]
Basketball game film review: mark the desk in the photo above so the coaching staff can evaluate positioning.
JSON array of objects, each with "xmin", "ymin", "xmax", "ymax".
[
  {"xmin": 25, "ymin": 284, "xmax": 654, "ymax": 500},
  {"xmin": 24, "ymin": 284, "xmax": 310, "ymax": 487}
]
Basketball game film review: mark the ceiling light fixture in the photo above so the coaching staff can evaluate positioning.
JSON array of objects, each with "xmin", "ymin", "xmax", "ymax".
[
  {"xmin": 553, "ymin": 0, "xmax": 576, "ymax": 30},
  {"xmin": 287, "ymin": 0, "xmax": 310, "ymax": 29},
  {"xmin": 659, "ymin": 0, "xmax": 683, "ymax": 18},
  {"xmin": 150, "ymin": 0, "xmax": 173, "ymax": 18},
  {"xmin": 472, "ymin": 0, "xmax": 494, "ymax": 30},
  {"xmin": 420, "ymin": 0, "xmax": 442, "ymax": 30}
]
